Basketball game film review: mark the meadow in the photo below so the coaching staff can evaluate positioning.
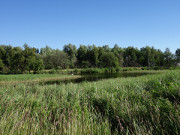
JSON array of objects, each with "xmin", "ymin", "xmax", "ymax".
[
  {"xmin": 0, "ymin": 74, "xmax": 81, "ymax": 85},
  {"xmin": 0, "ymin": 70, "xmax": 179, "ymax": 134}
]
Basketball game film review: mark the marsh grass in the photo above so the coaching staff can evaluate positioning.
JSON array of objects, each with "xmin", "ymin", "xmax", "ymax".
[
  {"xmin": 0, "ymin": 74, "xmax": 81, "ymax": 85},
  {"xmin": 40, "ymin": 67, "xmax": 168, "ymax": 75},
  {"xmin": 0, "ymin": 70, "xmax": 179, "ymax": 134}
]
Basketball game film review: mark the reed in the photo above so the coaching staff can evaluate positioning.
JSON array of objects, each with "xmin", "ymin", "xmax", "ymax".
[
  {"xmin": 0, "ymin": 74, "xmax": 81, "ymax": 84},
  {"xmin": 0, "ymin": 70, "xmax": 179, "ymax": 134}
]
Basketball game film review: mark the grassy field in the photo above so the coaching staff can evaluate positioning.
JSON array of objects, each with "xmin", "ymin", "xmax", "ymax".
[
  {"xmin": 0, "ymin": 74, "xmax": 81, "ymax": 85},
  {"xmin": 0, "ymin": 70, "xmax": 179, "ymax": 134}
]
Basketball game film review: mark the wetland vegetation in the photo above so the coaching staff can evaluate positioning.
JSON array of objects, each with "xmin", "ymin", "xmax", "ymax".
[
  {"xmin": 0, "ymin": 70, "xmax": 179, "ymax": 134},
  {"xmin": 0, "ymin": 44, "xmax": 180, "ymax": 134}
]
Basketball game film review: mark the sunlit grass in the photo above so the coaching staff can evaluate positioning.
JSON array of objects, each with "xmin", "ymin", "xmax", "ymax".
[
  {"xmin": 0, "ymin": 74, "xmax": 81, "ymax": 84},
  {"xmin": 0, "ymin": 70, "xmax": 179, "ymax": 134}
]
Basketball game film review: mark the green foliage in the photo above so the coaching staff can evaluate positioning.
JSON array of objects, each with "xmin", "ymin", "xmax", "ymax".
[
  {"xmin": 0, "ymin": 44, "xmax": 179, "ymax": 74},
  {"xmin": 124, "ymin": 46, "xmax": 140, "ymax": 67},
  {"xmin": 49, "ymin": 69, "xmax": 57, "ymax": 74},
  {"xmin": 63, "ymin": 44, "xmax": 77, "ymax": 68},
  {"xmin": 100, "ymin": 52, "xmax": 119, "ymax": 68},
  {"xmin": 0, "ymin": 59, "xmax": 4, "ymax": 71},
  {"xmin": 80, "ymin": 68, "xmax": 101, "ymax": 74},
  {"xmin": 0, "ymin": 70, "xmax": 179, "ymax": 134},
  {"xmin": 31, "ymin": 58, "xmax": 44, "ymax": 73},
  {"xmin": 50, "ymin": 50, "xmax": 70, "ymax": 69},
  {"xmin": 0, "ymin": 74, "xmax": 81, "ymax": 83},
  {"xmin": 112, "ymin": 44, "xmax": 124, "ymax": 66},
  {"xmin": 145, "ymin": 74, "xmax": 180, "ymax": 103},
  {"xmin": 175, "ymin": 48, "xmax": 180, "ymax": 64},
  {"xmin": 0, "ymin": 44, "xmax": 44, "ymax": 74}
]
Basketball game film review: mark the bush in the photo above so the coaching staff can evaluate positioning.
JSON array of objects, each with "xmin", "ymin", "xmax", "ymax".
[{"xmin": 49, "ymin": 69, "xmax": 57, "ymax": 74}]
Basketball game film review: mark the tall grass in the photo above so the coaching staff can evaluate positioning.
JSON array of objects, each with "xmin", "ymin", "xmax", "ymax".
[
  {"xmin": 0, "ymin": 70, "xmax": 179, "ymax": 134},
  {"xmin": 0, "ymin": 74, "xmax": 81, "ymax": 83},
  {"xmin": 49, "ymin": 67, "xmax": 171, "ymax": 74}
]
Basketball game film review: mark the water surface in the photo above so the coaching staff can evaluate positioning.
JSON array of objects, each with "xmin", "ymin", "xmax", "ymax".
[{"xmin": 41, "ymin": 72, "xmax": 151, "ymax": 85}]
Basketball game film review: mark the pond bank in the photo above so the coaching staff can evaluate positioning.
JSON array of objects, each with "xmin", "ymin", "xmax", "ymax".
[
  {"xmin": 0, "ymin": 71, "xmax": 159, "ymax": 85},
  {"xmin": 0, "ymin": 70, "xmax": 179, "ymax": 134},
  {"xmin": 0, "ymin": 75, "xmax": 82, "ymax": 85}
]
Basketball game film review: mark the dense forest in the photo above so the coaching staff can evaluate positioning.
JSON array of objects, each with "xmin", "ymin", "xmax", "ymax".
[{"xmin": 0, "ymin": 43, "xmax": 180, "ymax": 74}]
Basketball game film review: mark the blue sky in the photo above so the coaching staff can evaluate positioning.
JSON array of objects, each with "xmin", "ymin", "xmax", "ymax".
[{"xmin": 0, "ymin": 0, "xmax": 180, "ymax": 53}]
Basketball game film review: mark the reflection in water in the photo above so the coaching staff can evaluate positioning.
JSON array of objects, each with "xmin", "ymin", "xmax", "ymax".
[{"xmin": 40, "ymin": 72, "xmax": 151, "ymax": 85}]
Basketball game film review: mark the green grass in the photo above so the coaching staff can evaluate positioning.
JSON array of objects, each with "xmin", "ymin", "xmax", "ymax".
[
  {"xmin": 0, "ymin": 70, "xmax": 179, "ymax": 134},
  {"xmin": 0, "ymin": 74, "xmax": 81, "ymax": 84},
  {"xmin": 41, "ymin": 67, "xmax": 165, "ymax": 75},
  {"xmin": 42, "ymin": 67, "xmax": 170, "ymax": 75}
]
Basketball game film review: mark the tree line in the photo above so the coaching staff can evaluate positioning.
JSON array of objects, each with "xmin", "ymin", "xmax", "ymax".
[{"xmin": 0, "ymin": 43, "xmax": 180, "ymax": 74}]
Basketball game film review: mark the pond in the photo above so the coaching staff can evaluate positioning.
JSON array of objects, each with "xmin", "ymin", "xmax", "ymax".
[{"xmin": 40, "ymin": 72, "xmax": 152, "ymax": 85}]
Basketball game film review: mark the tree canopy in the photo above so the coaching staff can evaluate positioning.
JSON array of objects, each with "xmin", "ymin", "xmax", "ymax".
[{"xmin": 0, "ymin": 44, "xmax": 179, "ymax": 74}]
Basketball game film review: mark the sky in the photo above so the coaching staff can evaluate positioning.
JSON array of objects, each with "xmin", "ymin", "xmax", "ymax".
[{"xmin": 0, "ymin": 0, "xmax": 180, "ymax": 53}]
